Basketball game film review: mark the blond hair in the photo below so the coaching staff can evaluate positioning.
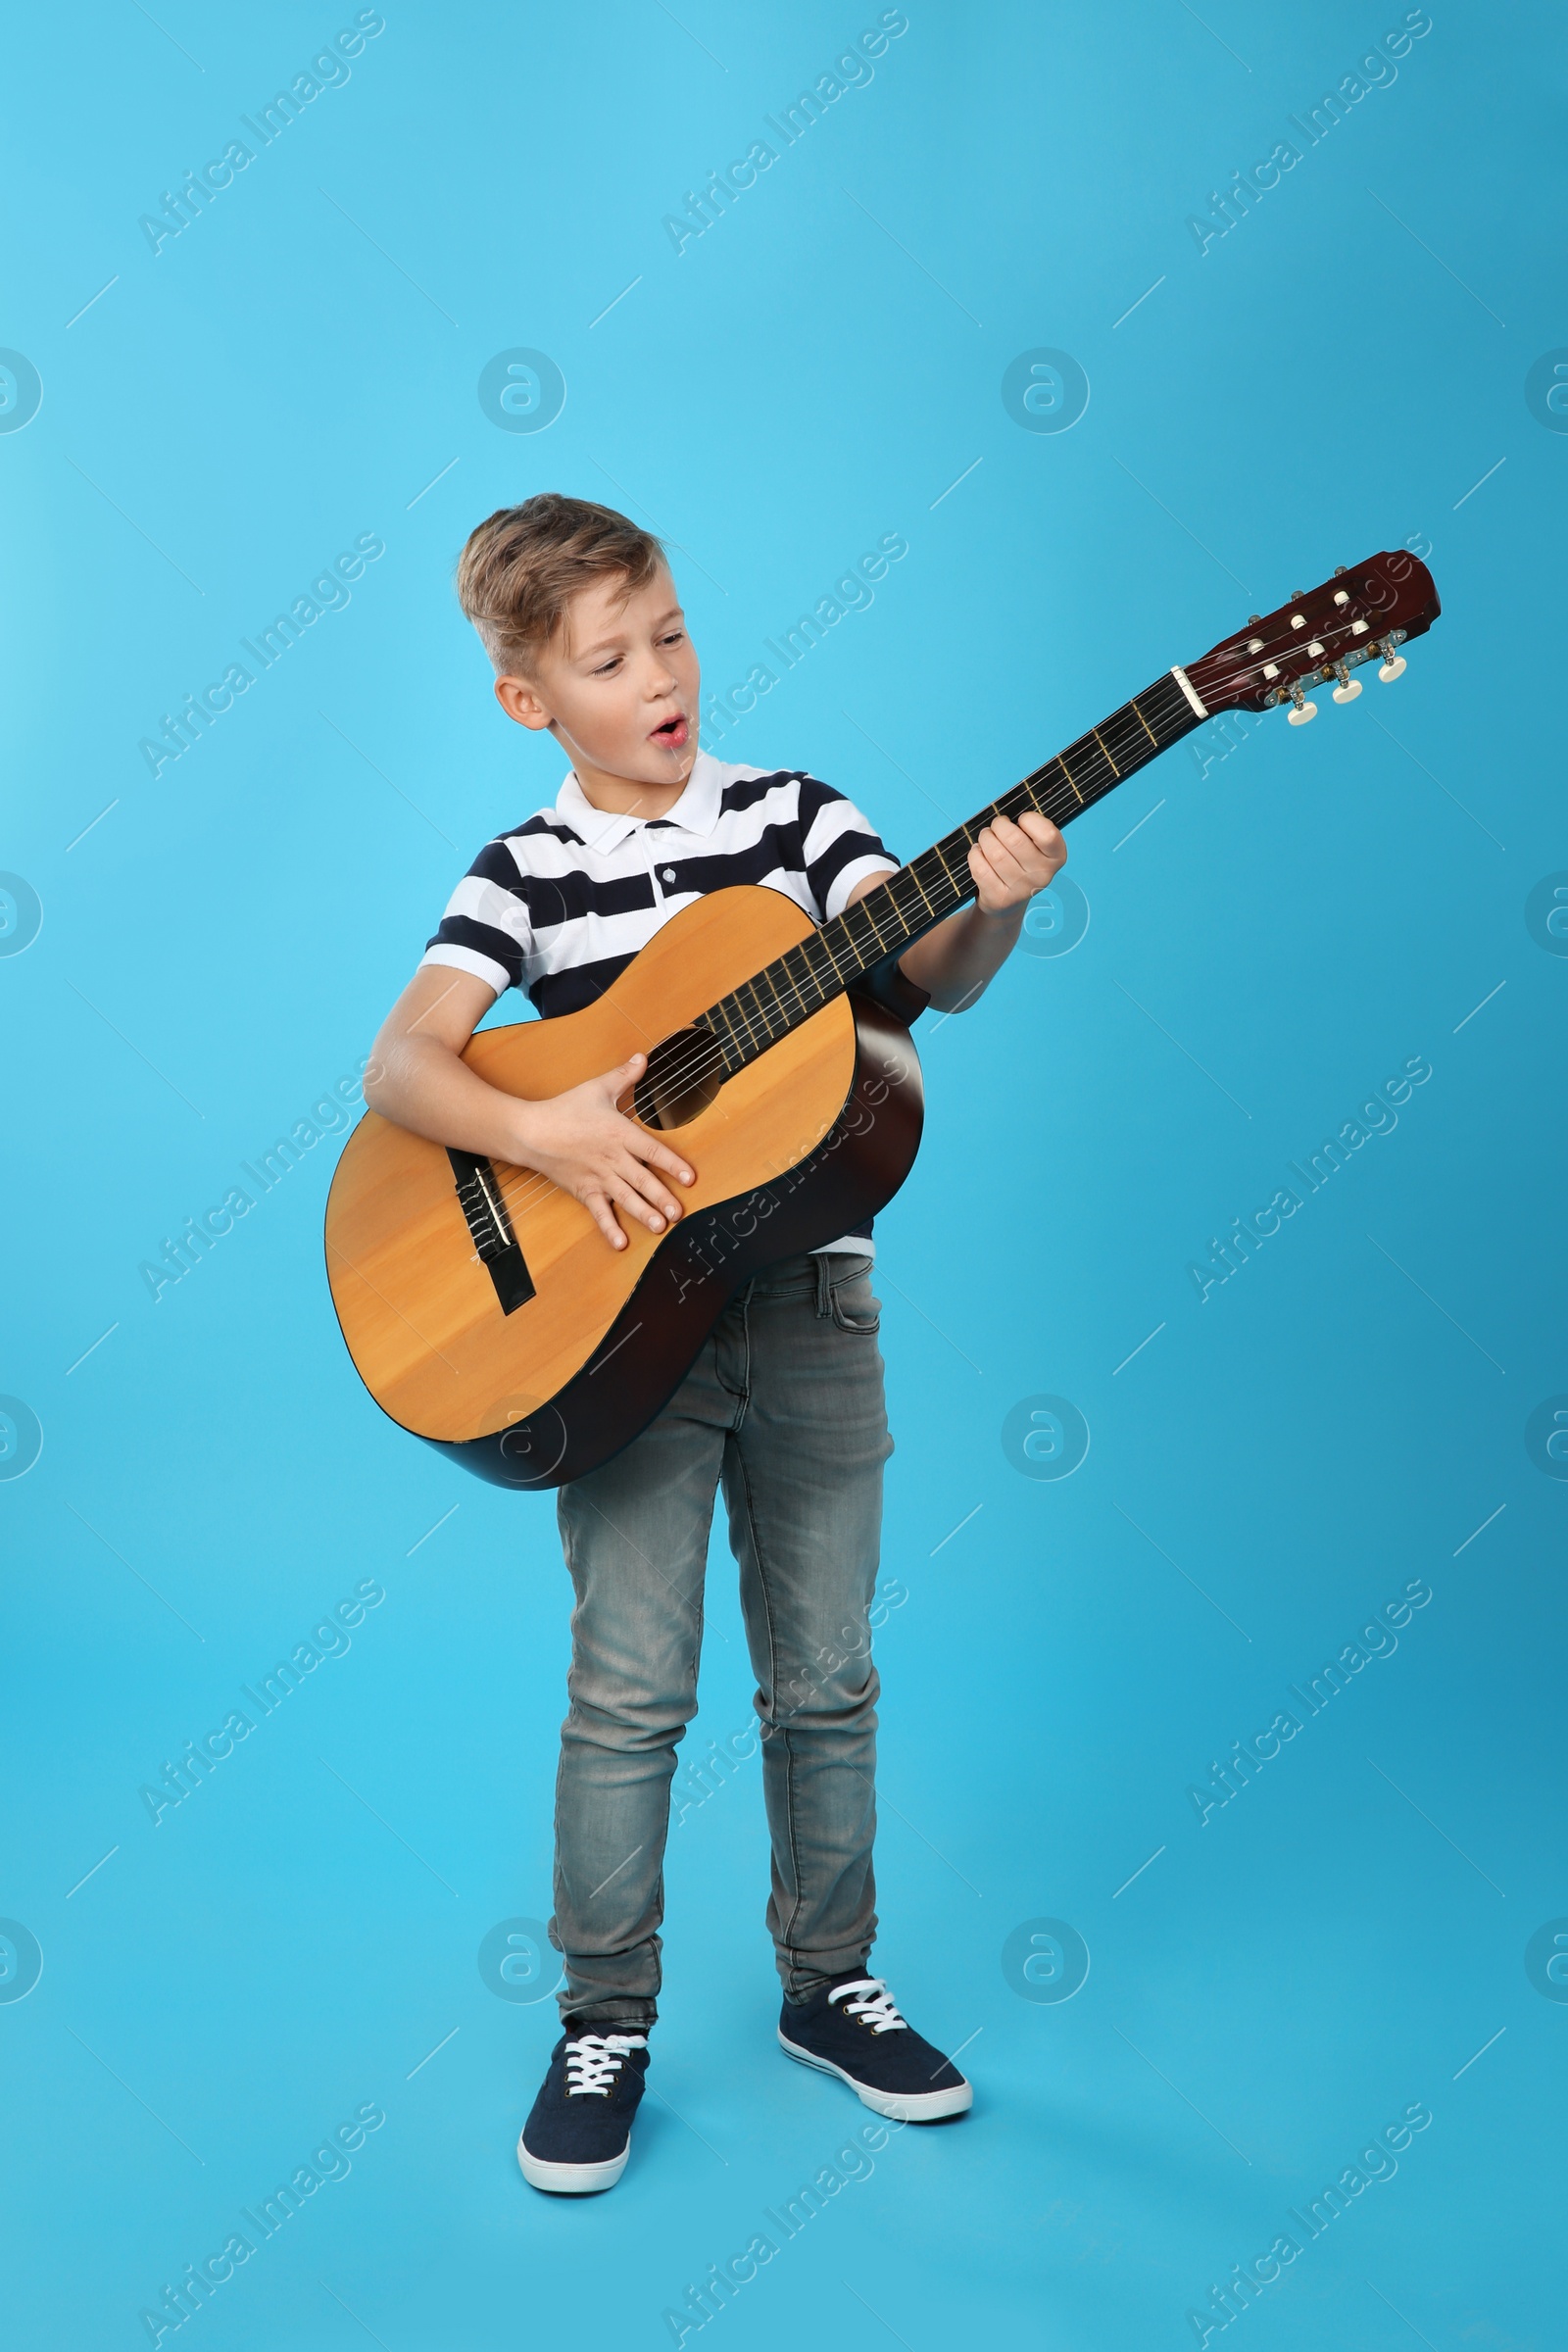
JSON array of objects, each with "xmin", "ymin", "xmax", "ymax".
[{"xmin": 455, "ymin": 493, "xmax": 665, "ymax": 674}]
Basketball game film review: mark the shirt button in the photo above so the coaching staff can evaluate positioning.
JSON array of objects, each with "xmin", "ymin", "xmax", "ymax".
[{"xmin": 662, "ymin": 866, "xmax": 676, "ymax": 883}]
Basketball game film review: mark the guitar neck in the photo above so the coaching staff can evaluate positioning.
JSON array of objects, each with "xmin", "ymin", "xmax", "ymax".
[{"xmin": 700, "ymin": 666, "xmax": 1206, "ymax": 1070}]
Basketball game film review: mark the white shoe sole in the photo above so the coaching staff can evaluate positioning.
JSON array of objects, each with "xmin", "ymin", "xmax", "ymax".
[
  {"xmin": 777, "ymin": 2030, "xmax": 973, "ymax": 2122},
  {"xmin": 516, "ymin": 2134, "xmax": 631, "ymax": 2194}
]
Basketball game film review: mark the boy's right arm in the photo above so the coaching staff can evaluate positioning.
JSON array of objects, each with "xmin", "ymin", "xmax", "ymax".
[{"xmin": 364, "ymin": 966, "xmax": 695, "ymax": 1250}]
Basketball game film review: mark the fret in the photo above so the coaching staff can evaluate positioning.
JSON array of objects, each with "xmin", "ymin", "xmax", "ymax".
[
  {"xmin": 776, "ymin": 947, "xmax": 813, "ymax": 1020},
  {"xmin": 842, "ymin": 894, "xmax": 886, "ymax": 961},
  {"xmin": 816, "ymin": 927, "xmax": 853, "ymax": 985},
  {"xmin": 804, "ymin": 932, "xmax": 837, "ymax": 989},
  {"xmin": 701, "ymin": 1002, "xmax": 742, "ymax": 1074},
  {"xmin": 756, "ymin": 960, "xmax": 792, "ymax": 1032},
  {"xmin": 722, "ymin": 1002, "xmax": 756, "ymax": 1068},
  {"xmin": 737, "ymin": 977, "xmax": 771, "ymax": 1049},
  {"xmin": 738, "ymin": 978, "xmax": 766, "ymax": 1044},
  {"xmin": 691, "ymin": 667, "xmax": 1205, "ymax": 1077},
  {"xmin": 716, "ymin": 989, "xmax": 748, "ymax": 1053},
  {"xmin": 907, "ymin": 859, "xmax": 946, "ymax": 920},
  {"xmin": 747, "ymin": 978, "xmax": 780, "ymax": 1044},
  {"xmin": 1077, "ymin": 734, "xmax": 1117, "ymax": 792},
  {"xmin": 1063, "ymin": 731, "xmax": 1117, "ymax": 804},
  {"xmin": 1033, "ymin": 761, "xmax": 1080, "ymax": 823},
  {"xmin": 927, "ymin": 839, "xmax": 967, "ymax": 896}
]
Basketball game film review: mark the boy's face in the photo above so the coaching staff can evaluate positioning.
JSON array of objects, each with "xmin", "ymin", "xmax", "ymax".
[{"xmin": 495, "ymin": 564, "xmax": 701, "ymax": 801}]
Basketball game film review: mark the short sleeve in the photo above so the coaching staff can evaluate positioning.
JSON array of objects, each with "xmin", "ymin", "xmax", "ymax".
[
  {"xmin": 419, "ymin": 837, "xmax": 535, "ymax": 998},
  {"xmin": 796, "ymin": 776, "xmax": 899, "ymax": 921}
]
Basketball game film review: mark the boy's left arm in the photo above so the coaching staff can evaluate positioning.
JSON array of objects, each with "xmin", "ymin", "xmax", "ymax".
[{"xmin": 849, "ymin": 809, "xmax": 1066, "ymax": 1014}]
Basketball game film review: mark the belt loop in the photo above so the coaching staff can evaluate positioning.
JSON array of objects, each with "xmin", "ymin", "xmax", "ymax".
[{"xmin": 813, "ymin": 1252, "xmax": 831, "ymax": 1318}]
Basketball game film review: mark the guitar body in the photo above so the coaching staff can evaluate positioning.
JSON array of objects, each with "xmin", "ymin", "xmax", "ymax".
[{"xmin": 324, "ymin": 885, "xmax": 924, "ymax": 1489}]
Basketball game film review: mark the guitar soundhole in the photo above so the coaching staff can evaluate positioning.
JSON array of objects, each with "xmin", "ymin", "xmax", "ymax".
[{"xmin": 632, "ymin": 1026, "xmax": 726, "ymax": 1131}]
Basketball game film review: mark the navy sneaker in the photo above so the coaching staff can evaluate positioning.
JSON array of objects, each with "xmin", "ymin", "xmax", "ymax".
[
  {"xmin": 516, "ymin": 2028, "xmax": 650, "ymax": 2193},
  {"xmin": 778, "ymin": 1975, "xmax": 972, "ymax": 2121}
]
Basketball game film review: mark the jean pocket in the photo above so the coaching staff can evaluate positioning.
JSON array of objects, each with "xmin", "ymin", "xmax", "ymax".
[{"xmin": 828, "ymin": 1260, "xmax": 881, "ymax": 1334}]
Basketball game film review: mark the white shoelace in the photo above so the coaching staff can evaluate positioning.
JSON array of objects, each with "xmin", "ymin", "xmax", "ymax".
[
  {"xmin": 564, "ymin": 2032, "xmax": 647, "ymax": 2096},
  {"xmin": 826, "ymin": 1978, "xmax": 909, "ymax": 2034}
]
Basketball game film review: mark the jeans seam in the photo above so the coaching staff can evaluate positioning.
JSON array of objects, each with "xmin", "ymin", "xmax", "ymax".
[
  {"xmin": 733, "ymin": 1283, "xmax": 753, "ymax": 1432},
  {"xmin": 553, "ymin": 1454, "xmax": 717, "ymax": 2017},
  {"xmin": 733, "ymin": 1445, "xmax": 807, "ymax": 1965}
]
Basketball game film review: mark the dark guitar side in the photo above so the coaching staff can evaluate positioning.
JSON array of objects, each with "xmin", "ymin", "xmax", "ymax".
[{"xmin": 427, "ymin": 992, "xmax": 924, "ymax": 1489}]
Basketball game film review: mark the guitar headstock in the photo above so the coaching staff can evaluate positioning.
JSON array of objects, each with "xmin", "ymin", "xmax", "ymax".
[{"xmin": 1184, "ymin": 551, "xmax": 1440, "ymax": 725}]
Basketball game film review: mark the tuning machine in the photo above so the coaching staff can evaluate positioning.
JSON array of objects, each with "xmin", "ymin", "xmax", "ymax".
[
  {"xmin": 1331, "ymin": 661, "xmax": 1361, "ymax": 704},
  {"xmin": 1377, "ymin": 636, "xmax": 1407, "ymax": 682},
  {"xmin": 1287, "ymin": 681, "xmax": 1317, "ymax": 726}
]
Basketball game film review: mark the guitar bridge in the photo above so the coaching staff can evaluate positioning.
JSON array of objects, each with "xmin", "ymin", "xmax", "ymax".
[{"xmin": 447, "ymin": 1150, "xmax": 535, "ymax": 1314}]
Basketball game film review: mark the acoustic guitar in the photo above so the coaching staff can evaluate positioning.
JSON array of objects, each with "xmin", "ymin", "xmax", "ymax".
[{"xmin": 324, "ymin": 550, "xmax": 1439, "ymax": 1488}]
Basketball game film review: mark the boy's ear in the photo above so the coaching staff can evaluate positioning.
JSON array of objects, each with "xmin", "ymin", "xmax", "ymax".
[{"xmin": 494, "ymin": 674, "xmax": 554, "ymax": 731}]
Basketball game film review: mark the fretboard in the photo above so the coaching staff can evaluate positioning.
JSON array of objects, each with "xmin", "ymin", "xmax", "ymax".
[{"xmin": 700, "ymin": 667, "xmax": 1203, "ymax": 1071}]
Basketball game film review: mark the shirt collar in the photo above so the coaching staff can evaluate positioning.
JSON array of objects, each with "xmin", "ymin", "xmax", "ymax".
[{"xmin": 555, "ymin": 751, "xmax": 723, "ymax": 854}]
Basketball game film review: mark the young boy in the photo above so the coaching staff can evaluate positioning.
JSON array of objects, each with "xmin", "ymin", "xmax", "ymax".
[{"xmin": 366, "ymin": 494, "xmax": 1065, "ymax": 2193}]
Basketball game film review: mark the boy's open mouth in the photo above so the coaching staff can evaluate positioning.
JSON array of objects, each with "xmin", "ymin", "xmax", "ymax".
[{"xmin": 650, "ymin": 714, "xmax": 689, "ymax": 747}]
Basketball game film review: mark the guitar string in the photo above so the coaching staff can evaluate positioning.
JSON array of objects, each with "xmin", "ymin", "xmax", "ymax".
[
  {"xmin": 675, "ymin": 676, "xmax": 1203, "ymax": 1073},
  {"xmin": 498, "ymin": 604, "xmax": 1387, "ymax": 1133},
  {"xmin": 480, "ymin": 651, "xmax": 1310, "ymax": 1224},
  {"xmin": 477, "ymin": 680, "xmax": 1195, "ymax": 1229},
  {"xmin": 696, "ymin": 599, "xmax": 1410, "ymax": 1074},
  {"xmin": 590, "ymin": 587, "xmax": 1410, "ymax": 1098},
  {"xmin": 477, "ymin": 614, "xmax": 1409, "ymax": 1232},
  {"xmin": 477, "ymin": 665, "xmax": 1335, "ymax": 1239}
]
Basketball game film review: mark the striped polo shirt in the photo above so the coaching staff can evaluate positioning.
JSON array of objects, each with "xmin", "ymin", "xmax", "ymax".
[{"xmin": 420, "ymin": 751, "xmax": 902, "ymax": 1252}]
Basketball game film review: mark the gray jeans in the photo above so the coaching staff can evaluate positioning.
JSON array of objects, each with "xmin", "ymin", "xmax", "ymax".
[{"xmin": 550, "ymin": 1250, "xmax": 892, "ymax": 2027}]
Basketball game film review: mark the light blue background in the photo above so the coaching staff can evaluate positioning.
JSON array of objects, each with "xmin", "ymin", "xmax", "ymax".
[{"xmin": 3, "ymin": 4, "xmax": 1563, "ymax": 2345}]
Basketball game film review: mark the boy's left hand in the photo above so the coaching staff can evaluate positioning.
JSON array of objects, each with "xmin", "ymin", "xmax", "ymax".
[{"xmin": 968, "ymin": 808, "xmax": 1066, "ymax": 913}]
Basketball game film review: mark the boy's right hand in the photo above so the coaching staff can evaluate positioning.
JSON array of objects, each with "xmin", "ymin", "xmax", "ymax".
[{"xmin": 512, "ymin": 1053, "xmax": 695, "ymax": 1250}]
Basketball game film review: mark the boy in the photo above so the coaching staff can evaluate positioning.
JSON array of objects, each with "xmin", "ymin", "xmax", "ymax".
[{"xmin": 366, "ymin": 495, "xmax": 1065, "ymax": 2193}]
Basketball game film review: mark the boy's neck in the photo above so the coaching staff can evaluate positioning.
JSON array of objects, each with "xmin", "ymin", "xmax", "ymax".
[{"xmin": 568, "ymin": 755, "xmax": 693, "ymax": 824}]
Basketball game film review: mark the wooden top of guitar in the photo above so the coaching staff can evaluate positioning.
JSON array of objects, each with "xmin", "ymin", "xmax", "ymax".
[{"xmin": 324, "ymin": 884, "xmax": 857, "ymax": 1444}]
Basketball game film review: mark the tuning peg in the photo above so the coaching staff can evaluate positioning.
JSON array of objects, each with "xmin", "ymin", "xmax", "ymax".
[
  {"xmin": 1331, "ymin": 662, "xmax": 1361, "ymax": 704},
  {"xmin": 1287, "ymin": 683, "xmax": 1317, "ymax": 725},
  {"xmin": 1377, "ymin": 637, "xmax": 1406, "ymax": 682}
]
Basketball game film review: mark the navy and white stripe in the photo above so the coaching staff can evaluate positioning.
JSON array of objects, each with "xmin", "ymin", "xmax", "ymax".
[{"xmin": 421, "ymin": 752, "xmax": 899, "ymax": 1020}]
